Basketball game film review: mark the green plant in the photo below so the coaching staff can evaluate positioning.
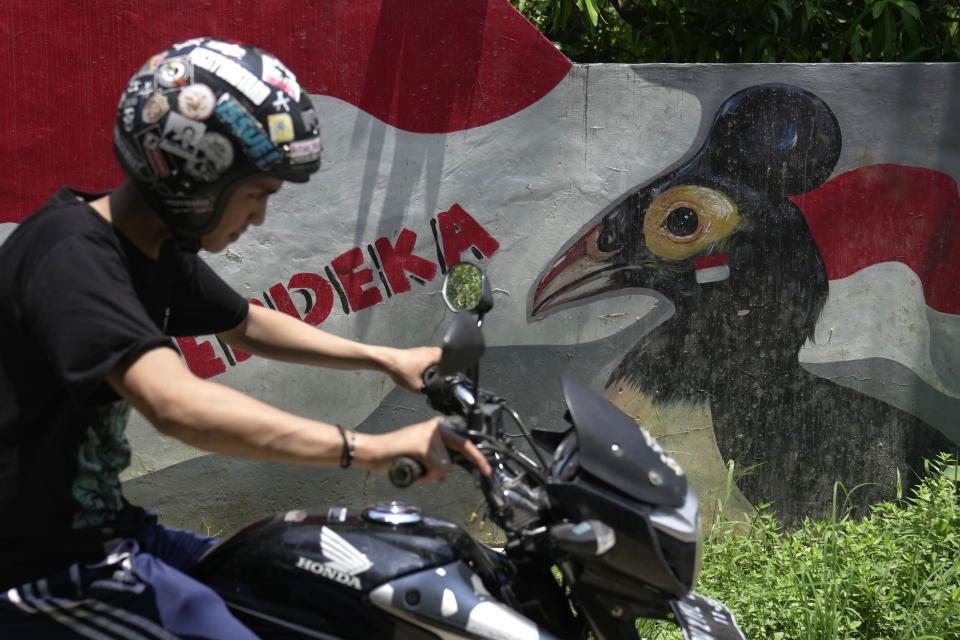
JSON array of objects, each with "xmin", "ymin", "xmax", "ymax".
[
  {"xmin": 630, "ymin": 454, "xmax": 960, "ymax": 638},
  {"xmin": 513, "ymin": 0, "xmax": 960, "ymax": 63},
  {"xmin": 699, "ymin": 453, "xmax": 960, "ymax": 638}
]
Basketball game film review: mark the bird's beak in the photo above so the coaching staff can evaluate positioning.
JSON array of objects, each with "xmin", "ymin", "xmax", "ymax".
[{"xmin": 532, "ymin": 222, "xmax": 624, "ymax": 318}]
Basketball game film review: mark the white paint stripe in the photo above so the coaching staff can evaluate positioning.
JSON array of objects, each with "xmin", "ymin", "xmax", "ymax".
[
  {"xmin": 801, "ymin": 357, "xmax": 960, "ymax": 442},
  {"xmin": 800, "ymin": 261, "xmax": 960, "ymax": 399},
  {"xmin": 695, "ymin": 265, "xmax": 730, "ymax": 284},
  {"xmin": 0, "ymin": 222, "xmax": 15, "ymax": 245},
  {"xmin": 21, "ymin": 583, "xmax": 115, "ymax": 640}
]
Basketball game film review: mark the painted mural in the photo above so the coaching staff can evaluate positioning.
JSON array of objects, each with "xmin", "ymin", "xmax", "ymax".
[
  {"xmin": 175, "ymin": 204, "xmax": 501, "ymax": 378},
  {"xmin": 2, "ymin": 1, "xmax": 959, "ymax": 532},
  {"xmin": 531, "ymin": 83, "xmax": 958, "ymax": 522}
]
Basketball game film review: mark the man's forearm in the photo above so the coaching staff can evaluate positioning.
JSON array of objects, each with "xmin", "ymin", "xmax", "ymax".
[
  {"xmin": 219, "ymin": 304, "xmax": 397, "ymax": 372},
  {"xmin": 108, "ymin": 347, "xmax": 381, "ymax": 467}
]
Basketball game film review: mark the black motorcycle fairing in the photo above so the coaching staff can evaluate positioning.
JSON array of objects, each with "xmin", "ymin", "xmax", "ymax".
[
  {"xmin": 545, "ymin": 480, "xmax": 692, "ymax": 598},
  {"xmin": 193, "ymin": 509, "xmax": 491, "ymax": 639},
  {"xmin": 530, "ymin": 427, "xmax": 571, "ymax": 455},
  {"xmin": 560, "ymin": 375, "xmax": 686, "ymax": 507}
]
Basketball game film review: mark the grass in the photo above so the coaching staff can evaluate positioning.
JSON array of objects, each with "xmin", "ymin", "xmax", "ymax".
[{"xmin": 637, "ymin": 454, "xmax": 960, "ymax": 639}]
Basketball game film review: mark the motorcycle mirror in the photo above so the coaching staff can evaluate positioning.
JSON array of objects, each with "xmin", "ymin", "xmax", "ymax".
[
  {"xmin": 549, "ymin": 520, "xmax": 616, "ymax": 557},
  {"xmin": 442, "ymin": 262, "xmax": 493, "ymax": 315},
  {"xmin": 438, "ymin": 311, "xmax": 485, "ymax": 375}
]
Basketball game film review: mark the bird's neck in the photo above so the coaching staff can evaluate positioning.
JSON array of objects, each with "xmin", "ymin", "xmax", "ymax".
[{"xmin": 606, "ymin": 291, "xmax": 802, "ymax": 405}]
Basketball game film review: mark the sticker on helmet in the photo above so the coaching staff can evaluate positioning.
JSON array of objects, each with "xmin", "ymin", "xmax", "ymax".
[
  {"xmin": 138, "ymin": 128, "xmax": 172, "ymax": 179},
  {"xmin": 300, "ymin": 108, "xmax": 319, "ymax": 133},
  {"xmin": 172, "ymin": 37, "xmax": 205, "ymax": 51},
  {"xmin": 114, "ymin": 126, "xmax": 149, "ymax": 179},
  {"xmin": 261, "ymin": 54, "xmax": 300, "ymax": 102},
  {"xmin": 185, "ymin": 132, "xmax": 235, "ymax": 182},
  {"xmin": 267, "ymin": 113, "xmax": 294, "ymax": 143},
  {"xmin": 140, "ymin": 53, "xmax": 167, "ymax": 74},
  {"xmin": 271, "ymin": 90, "xmax": 291, "ymax": 113},
  {"xmin": 156, "ymin": 58, "xmax": 193, "ymax": 91},
  {"xmin": 178, "ymin": 83, "xmax": 216, "ymax": 120},
  {"xmin": 289, "ymin": 137, "xmax": 321, "ymax": 165},
  {"xmin": 160, "ymin": 111, "xmax": 207, "ymax": 159},
  {"xmin": 121, "ymin": 98, "xmax": 138, "ymax": 133},
  {"xmin": 214, "ymin": 96, "xmax": 282, "ymax": 170},
  {"xmin": 189, "ymin": 47, "xmax": 271, "ymax": 106},
  {"xmin": 125, "ymin": 77, "xmax": 154, "ymax": 97},
  {"xmin": 203, "ymin": 39, "xmax": 247, "ymax": 60},
  {"xmin": 142, "ymin": 94, "xmax": 171, "ymax": 125}
]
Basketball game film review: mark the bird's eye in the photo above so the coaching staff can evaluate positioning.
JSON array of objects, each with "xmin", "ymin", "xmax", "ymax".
[
  {"xmin": 643, "ymin": 185, "xmax": 741, "ymax": 261},
  {"xmin": 663, "ymin": 207, "xmax": 699, "ymax": 237}
]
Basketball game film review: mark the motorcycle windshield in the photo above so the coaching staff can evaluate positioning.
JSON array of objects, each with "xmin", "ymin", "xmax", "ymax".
[{"xmin": 560, "ymin": 374, "xmax": 687, "ymax": 507}]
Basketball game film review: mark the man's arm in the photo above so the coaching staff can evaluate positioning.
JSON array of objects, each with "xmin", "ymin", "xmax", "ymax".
[
  {"xmin": 106, "ymin": 347, "xmax": 490, "ymax": 480},
  {"xmin": 218, "ymin": 304, "xmax": 437, "ymax": 392}
]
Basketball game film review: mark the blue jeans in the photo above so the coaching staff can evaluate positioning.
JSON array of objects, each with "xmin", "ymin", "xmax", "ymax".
[{"xmin": 0, "ymin": 523, "xmax": 259, "ymax": 639}]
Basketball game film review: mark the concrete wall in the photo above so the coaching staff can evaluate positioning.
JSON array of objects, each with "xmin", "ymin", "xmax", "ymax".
[{"xmin": 2, "ymin": 1, "xmax": 959, "ymax": 531}]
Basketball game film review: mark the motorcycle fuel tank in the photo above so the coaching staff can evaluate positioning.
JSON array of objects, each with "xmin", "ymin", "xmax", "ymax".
[{"xmin": 193, "ymin": 502, "xmax": 482, "ymax": 638}]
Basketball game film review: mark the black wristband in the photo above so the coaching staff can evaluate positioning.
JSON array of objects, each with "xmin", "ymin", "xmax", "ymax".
[{"xmin": 337, "ymin": 424, "xmax": 355, "ymax": 469}]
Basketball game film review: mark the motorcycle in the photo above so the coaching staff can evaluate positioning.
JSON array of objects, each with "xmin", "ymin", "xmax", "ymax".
[{"xmin": 192, "ymin": 263, "xmax": 747, "ymax": 640}]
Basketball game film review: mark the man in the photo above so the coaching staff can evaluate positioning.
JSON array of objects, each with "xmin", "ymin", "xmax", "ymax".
[{"xmin": 0, "ymin": 38, "xmax": 489, "ymax": 637}]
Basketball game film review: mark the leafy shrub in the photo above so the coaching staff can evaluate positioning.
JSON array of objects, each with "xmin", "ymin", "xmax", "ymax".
[
  {"xmin": 638, "ymin": 454, "xmax": 960, "ymax": 639},
  {"xmin": 514, "ymin": 0, "xmax": 960, "ymax": 63}
]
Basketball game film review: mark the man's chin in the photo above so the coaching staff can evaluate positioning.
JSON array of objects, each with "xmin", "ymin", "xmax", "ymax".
[{"xmin": 199, "ymin": 236, "xmax": 229, "ymax": 253}]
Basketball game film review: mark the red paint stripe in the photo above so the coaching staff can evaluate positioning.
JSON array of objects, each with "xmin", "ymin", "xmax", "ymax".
[
  {"xmin": 694, "ymin": 254, "xmax": 728, "ymax": 270},
  {"xmin": 791, "ymin": 164, "xmax": 960, "ymax": 315},
  {"xmin": 0, "ymin": 1, "xmax": 570, "ymax": 222}
]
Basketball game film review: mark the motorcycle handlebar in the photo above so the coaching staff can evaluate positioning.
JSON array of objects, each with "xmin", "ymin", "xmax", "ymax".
[
  {"xmin": 388, "ymin": 456, "xmax": 425, "ymax": 488},
  {"xmin": 422, "ymin": 366, "xmax": 478, "ymax": 415},
  {"xmin": 387, "ymin": 415, "xmax": 471, "ymax": 488}
]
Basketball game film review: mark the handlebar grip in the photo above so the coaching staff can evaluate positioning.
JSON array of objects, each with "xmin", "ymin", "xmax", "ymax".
[
  {"xmin": 422, "ymin": 366, "xmax": 443, "ymax": 392},
  {"xmin": 388, "ymin": 456, "xmax": 426, "ymax": 488}
]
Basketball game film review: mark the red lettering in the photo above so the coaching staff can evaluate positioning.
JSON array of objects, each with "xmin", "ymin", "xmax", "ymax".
[
  {"xmin": 437, "ymin": 204, "xmax": 499, "ymax": 266},
  {"xmin": 331, "ymin": 246, "xmax": 383, "ymax": 312},
  {"xmin": 374, "ymin": 229, "xmax": 438, "ymax": 294},
  {"xmin": 175, "ymin": 336, "xmax": 226, "ymax": 379},
  {"xmin": 288, "ymin": 272, "xmax": 334, "ymax": 326},
  {"xmin": 269, "ymin": 283, "xmax": 301, "ymax": 319}
]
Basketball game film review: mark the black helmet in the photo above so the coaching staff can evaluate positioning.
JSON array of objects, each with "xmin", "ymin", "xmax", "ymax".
[{"xmin": 113, "ymin": 37, "xmax": 321, "ymax": 240}]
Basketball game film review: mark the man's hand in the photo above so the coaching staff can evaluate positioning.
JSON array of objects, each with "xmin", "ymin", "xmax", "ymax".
[
  {"xmin": 355, "ymin": 417, "xmax": 491, "ymax": 482},
  {"xmin": 380, "ymin": 346, "xmax": 442, "ymax": 393}
]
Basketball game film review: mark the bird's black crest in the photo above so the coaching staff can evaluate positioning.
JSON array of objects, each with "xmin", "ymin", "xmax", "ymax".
[{"xmin": 697, "ymin": 83, "xmax": 842, "ymax": 196}]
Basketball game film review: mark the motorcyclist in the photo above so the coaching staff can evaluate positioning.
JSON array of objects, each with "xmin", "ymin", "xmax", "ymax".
[{"xmin": 0, "ymin": 37, "xmax": 490, "ymax": 638}]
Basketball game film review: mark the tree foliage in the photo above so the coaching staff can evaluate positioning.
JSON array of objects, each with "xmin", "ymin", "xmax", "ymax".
[{"xmin": 513, "ymin": 0, "xmax": 960, "ymax": 63}]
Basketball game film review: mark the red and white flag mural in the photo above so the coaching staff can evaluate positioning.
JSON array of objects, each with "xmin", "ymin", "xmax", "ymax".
[
  {"xmin": 2, "ymin": 0, "xmax": 958, "ymax": 521},
  {"xmin": 794, "ymin": 165, "xmax": 960, "ymax": 437}
]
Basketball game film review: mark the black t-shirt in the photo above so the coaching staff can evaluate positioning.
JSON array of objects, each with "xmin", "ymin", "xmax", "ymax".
[{"xmin": 0, "ymin": 188, "xmax": 248, "ymax": 588}]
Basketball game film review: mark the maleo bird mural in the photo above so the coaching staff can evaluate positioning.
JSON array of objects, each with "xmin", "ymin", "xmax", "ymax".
[{"xmin": 531, "ymin": 83, "xmax": 955, "ymax": 523}]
